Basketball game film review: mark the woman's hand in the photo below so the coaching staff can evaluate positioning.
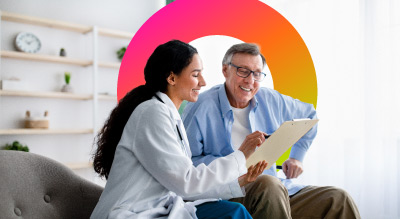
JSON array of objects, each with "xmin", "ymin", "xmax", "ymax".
[
  {"xmin": 238, "ymin": 160, "xmax": 268, "ymax": 187},
  {"xmin": 238, "ymin": 131, "xmax": 268, "ymax": 159}
]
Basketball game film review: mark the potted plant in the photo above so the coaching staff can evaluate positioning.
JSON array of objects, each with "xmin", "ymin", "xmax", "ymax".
[
  {"xmin": 2, "ymin": 141, "xmax": 29, "ymax": 152},
  {"xmin": 61, "ymin": 72, "xmax": 73, "ymax": 93},
  {"xmin": 59, "ymin": 48, "xmax": 67, "ymax": 57},
  {"xmin": 117, "ymin": 46, "xmax": 127, "ymax": 61}
]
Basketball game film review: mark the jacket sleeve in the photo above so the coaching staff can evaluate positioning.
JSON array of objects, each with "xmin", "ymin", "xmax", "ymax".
[{"xmin": 129, "ymin": 103, "xmax": 247, "ymax": 198}]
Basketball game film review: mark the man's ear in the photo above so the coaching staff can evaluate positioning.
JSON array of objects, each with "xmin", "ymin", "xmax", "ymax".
[
  {"xmin": 167, "ymin": 72, "xmax": 176, "ymax": 86},
  {"xmin": 222, "ymin": 64, "xmax": 229, "ymax": 78}
]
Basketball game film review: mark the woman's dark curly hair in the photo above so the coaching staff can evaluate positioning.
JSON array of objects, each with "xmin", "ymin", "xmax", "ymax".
[{"xmin": 93, "ymin": 40, "xmax": 198, "ymax": 179}]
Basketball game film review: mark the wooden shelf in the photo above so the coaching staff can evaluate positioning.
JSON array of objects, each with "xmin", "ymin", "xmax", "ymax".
[
  {"xmin": 0, "ymin": 129, "xmax": 94, "ymax": 135},
  {"xmin": 98, "ymin": 27, "xmax": 133, "ymax": 39},
  {"xmin": 1, "ymin": 12, "xmax": 134, "ymax": 38},
  {"xmin": 0, "ymin": 90, "xmax": 119, "ymax": 101},
  {"xmin": 65, "ymin": 162, "xmax": 93, "ymax": 170},
  {"xmin": 1, "ymin": 11, "xmax": 92, "ymax": 33},
  {"xmin": 1, "ymin": 51, "xmax": 122, "ymax": 68},
  {"xmin": 1, "ymin": 50, "xmax": 92, "ymax": 66},
  {"xmin": 0, "ymin": 90, "xmax": 93, "ymax": 100},
  {"xmin": 98, "ymin": 61, "xmax": 120, "ymax": 69},
  {"xmin": 98, "ymin": 94, "xmax": 117, "ymax": 101}
]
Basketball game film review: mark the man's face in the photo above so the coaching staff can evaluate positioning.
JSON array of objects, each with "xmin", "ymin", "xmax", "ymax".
[{"xmin": 223, "ymin": 53, "xmax": 263, "ymax": 108}]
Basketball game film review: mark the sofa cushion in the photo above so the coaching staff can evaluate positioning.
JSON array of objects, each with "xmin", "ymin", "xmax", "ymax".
[{"xmin": 0, "ymin": 150, "xmax": 103, "ymax": 219}]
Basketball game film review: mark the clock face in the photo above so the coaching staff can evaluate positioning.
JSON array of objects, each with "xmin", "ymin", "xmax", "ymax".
[{"xmin": 14, "ymin": 32, "xmax": 41, "ymax": 53}]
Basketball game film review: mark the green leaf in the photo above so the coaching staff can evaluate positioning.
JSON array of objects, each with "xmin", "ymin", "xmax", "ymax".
[
  {"xmin": 117, "ymin": 47, "xmax": 127, "ymax": 60},
  {"xmin": 2, "ymin": 141, "xmax": 29, "ymax": 152},
  {"xmin": 64, "ymin": 72, "xmax": 71, "ymax": 84}
]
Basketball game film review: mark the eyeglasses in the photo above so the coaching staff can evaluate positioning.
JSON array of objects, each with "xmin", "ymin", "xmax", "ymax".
[{"xmin": 228, "ymin": 63, "xmax": 266, "ymax": 82}]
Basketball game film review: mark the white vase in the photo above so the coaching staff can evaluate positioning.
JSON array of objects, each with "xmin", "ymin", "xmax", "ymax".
[{"xmin": 61, "ymin": 84, "xmax": 73, "ymax": 93}]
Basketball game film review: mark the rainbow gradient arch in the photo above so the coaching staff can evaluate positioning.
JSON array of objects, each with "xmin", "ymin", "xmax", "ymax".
[
  {"xmin": 118, "ymin": 0, "xmax": 317, "ymax": 108},
  {"xmin": 117, "ymin": 0, "xmax": 318, "ymax": 164}
]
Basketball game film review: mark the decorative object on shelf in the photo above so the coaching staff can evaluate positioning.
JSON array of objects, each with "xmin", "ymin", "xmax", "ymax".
[
  {"xmin": 59, "ymin": 48, "xmax": 67, "ymax": 57},
  {"xmin": 61, "ymin": 72, "xmax": 73, "ymax": 93},
  {"xmin": 2, "ymin": 141, "xmax": 29, "ymax": 152},
  {"xmin": 14, "ymin": 32, "xmax": 41, "ymax": 53},
  {"xmin": 0, "ymin": 77, "xmax": 25, "ymax": 91},
  {"xmin": 117, "ymin": 46, "xmax": 126, "ymax": 61},
  {"xmin": 24, "ymin": 110, "xmax": 49, "ymax": 129}
]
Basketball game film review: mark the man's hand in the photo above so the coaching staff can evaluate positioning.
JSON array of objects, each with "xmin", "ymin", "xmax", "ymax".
[
  {"xmin": 238, "ymin": 131, "xmax": 268, "ymax": 159},
  {"xmin": 238, "ymin": 160, "xmax": 268, "ymax": 187},
  {"xmin": 282, "ymin": 158, "xmax": 303, "ymax": 179}
]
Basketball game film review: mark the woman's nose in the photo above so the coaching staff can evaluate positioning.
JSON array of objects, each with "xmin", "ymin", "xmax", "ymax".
[{"xmin": 199, "ymin": 74, "xmax": 206, "ymax": 87}]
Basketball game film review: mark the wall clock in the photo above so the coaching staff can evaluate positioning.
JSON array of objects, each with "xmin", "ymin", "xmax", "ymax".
[{"xmin": 14, "ymin": 32, "xmax": 41, "ymax": 53}]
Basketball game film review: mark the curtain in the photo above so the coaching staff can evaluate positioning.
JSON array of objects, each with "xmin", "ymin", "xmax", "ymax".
[{"xmin": 260, "ymin": 0, "xmax": 400, "ymax": 218}]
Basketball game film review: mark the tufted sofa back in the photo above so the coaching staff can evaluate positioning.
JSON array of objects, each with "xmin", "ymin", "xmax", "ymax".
[{"xmin": 0, "ymin": 150, "xmax": 103, "ymax": 219}]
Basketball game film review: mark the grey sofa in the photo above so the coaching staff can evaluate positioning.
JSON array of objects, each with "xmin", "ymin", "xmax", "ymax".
[{"xmin": 0, "ymin": 150, "xmax": 103, "ymax": 219}]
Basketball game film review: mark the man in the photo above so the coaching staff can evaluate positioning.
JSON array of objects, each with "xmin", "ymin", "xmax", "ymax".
[{"xmin": 182, "ymin": 43, "xmax": 360, "ymax": 218}]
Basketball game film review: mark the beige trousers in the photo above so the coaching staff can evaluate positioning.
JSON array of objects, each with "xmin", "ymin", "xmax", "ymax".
[{"xmin": 230, "ymin": 175, "xmax": 361, "ymax": 219}]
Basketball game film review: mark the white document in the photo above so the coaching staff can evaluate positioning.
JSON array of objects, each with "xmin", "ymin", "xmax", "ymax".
[{"xmin": 246, "ymin": 119, "xmax": 319, "ymax": 169}]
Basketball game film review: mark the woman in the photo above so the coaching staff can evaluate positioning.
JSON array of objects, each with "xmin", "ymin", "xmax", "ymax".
[{"xmin": 91, "ymin": 40, "xmax": 267, "ymax": 219}]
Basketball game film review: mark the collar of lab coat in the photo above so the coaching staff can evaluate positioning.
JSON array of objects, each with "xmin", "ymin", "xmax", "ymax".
[
  {"xmin": 155, "ymin": 91, "xmax": 192, "ymax": 158},
  {"xmin": 154, "ymin": 91, "xmax": 181, "ymax": 121}
]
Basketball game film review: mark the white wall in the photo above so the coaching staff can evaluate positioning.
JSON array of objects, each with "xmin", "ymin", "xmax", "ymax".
[
  {"xmin": 0, "ymin": 0, "xmax": 165, "ymax": 184},
  {"xmin": 0, "ymin": 0, "xmax": 164, "ymax": 32}
]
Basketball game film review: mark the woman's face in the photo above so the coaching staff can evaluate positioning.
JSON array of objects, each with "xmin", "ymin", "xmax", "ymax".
[{"xmin": 173, "ymin": 54, "xmax": 206, "ymax": 103}]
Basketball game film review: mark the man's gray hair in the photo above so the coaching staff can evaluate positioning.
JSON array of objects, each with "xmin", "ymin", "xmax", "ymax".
[{"xmin": 222, "ymin": 43, "xmax": 266, "ymax": 67}]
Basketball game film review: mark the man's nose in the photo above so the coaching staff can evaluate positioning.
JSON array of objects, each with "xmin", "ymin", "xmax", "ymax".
[{"xmin": 244, "ymin": 73, "xmax": 254, "ymax": 84}]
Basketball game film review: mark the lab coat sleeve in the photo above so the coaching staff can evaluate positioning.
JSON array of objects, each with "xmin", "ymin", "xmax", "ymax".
[
  {"xmin": 130, "ymin": 103, "xmax": 247, "ymax": 198},
  {"xmin": 183, "ymin": 179, "xmax": 245, "ymax": 201}
]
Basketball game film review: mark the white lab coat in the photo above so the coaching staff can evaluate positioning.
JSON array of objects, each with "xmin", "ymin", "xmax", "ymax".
[{"xmin": 90, "ymin": 92, "xmax": 247, "ymax": 219}]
